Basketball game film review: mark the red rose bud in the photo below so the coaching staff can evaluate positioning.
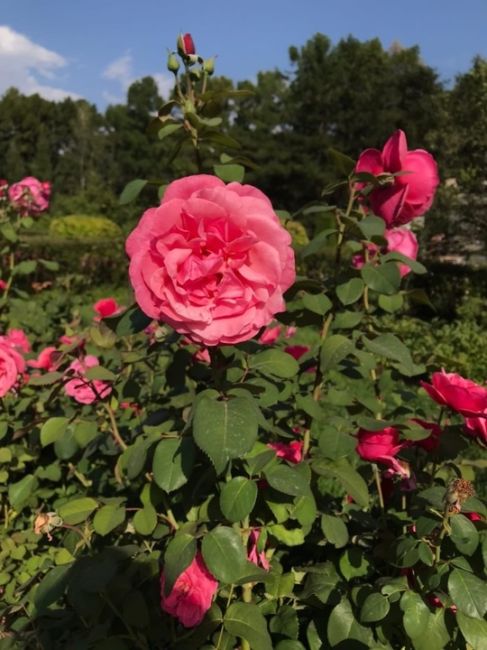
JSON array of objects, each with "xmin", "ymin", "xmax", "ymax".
[{"xmin": 177, "ymin": 33, "xmax": 195, "ymax": 57}]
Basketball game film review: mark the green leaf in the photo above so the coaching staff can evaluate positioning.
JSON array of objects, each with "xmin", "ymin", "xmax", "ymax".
[
  {"xmin": 163, "ymin": 533, "xmax": 196, "ymax": 595},
  {"xmin": 0, "ymin": 222, "xmax": 17, "ymax": 242},
  {"xmin": 300, "ymin": 228, "xmax": 337, "ymax": 258},
  {"xmin": 74, "ymin": 421, "xmax": 99, "ymax": 448},
  {"xmin": 122, "ymin": 590, "xmax": 149, "ymax": 629},
  {"xmin": 378, "ymin": 293, "xmax": 404, "ymax": 313},
  {"xmin": 320, "ymin": 335, "xmax": 354, "ymax": 373},
  {"xmin": 14, "ymin": 260, "xmax": 37, "ymax": 275},
  {"xmin": 58, "ymin": 497, "xmax": 98, "ymax": 525},
  {"xmin": 153, "ymin": 437, "xmax": 195, "ymax": 493},
  {"xmin": 220, "ymin": 477, "xmax": 258, "ymax": 523},
  {"xmin": 339, "ymin": 548, "xmax": 370, "ymax": 581},
  {"xmin": 84, "ymin": 366, "xmax": 116, "ymax": 381},
  {"xmin": 250, "ymin": 350, "xmax": 300, "ymax": 379},
  {"xmin": 302, "ymin": 292, "xmax": 332, "ymax": 315},
  {"xmin": 270, "ymin": 605, "xmax": 299, "ymax": 639},
  {"xmin": 321, "ymin": 514, "xmax": 349, "ymax": 548},
  {"xmin": 327, "ymin": 597, "xmax": 374, "ymax": 647},
  {"xmin": 158, "ymin": 123, "xmax": 183, "ymax": 140},
  {"xmin": 28, "ymin": 371, "xmax": 63, "ymax": 386},
  {"xmin": 34, "ymin": 564, "xmax": 71, "ymax": 613},
  {"xmin": 93, "ymin": 505, "xmax": 125, "ymax": 536},
  {"xmin": 450, "ymin": 513, "xmax": 479, "ymax": 556},
  {"xmin": 382, "ymin": 251, "xmax": 427, "ymax": 274},
  {"xmin": 214, "ymin": 163, "xmax": 245, "ymax": 183},
  {"xmin": 119, "ymin": 179, "xmax": 147, "ymax": 205},
  {"xmin": 400, "ymin": 591, "xmax": 430, "ymax": 640},
  {"xmin": 201, "ymin": 526, "xmax": 248, "ymax": 584},
  {"xmin": 193, "ymin": 395, "xmax": 259, "ymax": 473},
  {"xmin": 362, "ymin": 332, "xmax": 423, "ymax": 376},
  {"xmin": 8, "ymin": 474, "xmax": 38, "ymax": 511},
  {"xmin": 224, "ymin": 602, "xmax": 273, "ymax": 650},
  {"xmin": 360, "ymin": 593, "xmax": 389, "ymax": 623},
  {"xmin": 268, "ymin": 524, "xmax": 305, "ymax": 546},
  {"xmin": 318, "ymin": 426, "xmax": 356, "ymax": 460},
  {"xmin": 133, "ymin": 506, "xmax": 157, "ymax": 535},
  {"xmin": 336, "ymin": 278, "xmax": 364, "ymax": 305},
  {"xmin": 409, "ymin": 609, "xmax": 449, "ymax": 650},
  {"xmin": 448, "ymin": 568, "xmax": 487, "ymax": 619},
  {"xmin": 358, "ymin": 215, "xmax": 385, "ymax": 239},
  {"xmin": 361, "ymin": 262, "xmax": 401, "ymax": 295},
  {"xmin": 328, "ymin": 148, "xmax": 356, "ymax": 175},
  {"xmin": 265, "ymin": 465, "xmax": 310, "ymax": 497},
  {"xmin": 105, "ymin": 304, "xmax": 152, "ymax": 336},
  {"xmin": 312, "ymin": 458, "xmax": 369, "ymax": 507},
  {"xmin": 457, "ymin": 611, "xmax": 487, "ymax": 650},
  {"xmin": 40, "ymin": 417, "xmax": 69, "ymax": 447}
]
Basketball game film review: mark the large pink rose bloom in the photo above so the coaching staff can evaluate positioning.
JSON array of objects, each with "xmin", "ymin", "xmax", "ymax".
[
  {"xmin": 64, "ymin": 355, "xmax": 112, "ymax": 405},
  {"xmin": 420, "ymin": 370, "xmax": 487, "ymax": 417},
  {"xmin": 0, "ymin": 341, "xmax": 25, "ymax": 397},
  {"xmin": 8, "ymin": 176, "xmax": 51, "ymax": 216},
  {"xmin": 356, "ymin": 427, "xmax": 409, "ymax": 477},
  {"xmin": 126, "ymin": 175, "xmax": 295, "ymax": 346},
  {"xmin": 355, "ymin": 130, "xmax": 439, "ymax": 227},
  {"xmin": 160, "ymin": 553, "xmax": 218, "ymax": 628}
]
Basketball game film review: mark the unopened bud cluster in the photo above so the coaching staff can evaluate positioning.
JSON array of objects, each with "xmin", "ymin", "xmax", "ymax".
[{"xmin": 167, "ymin": 33, "xmax": 215, "ymax": 76}]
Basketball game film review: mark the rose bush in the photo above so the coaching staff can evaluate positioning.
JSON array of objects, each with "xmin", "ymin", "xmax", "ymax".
[{"xmin": 0, "ymin": 34, "xmax": 486, "ymax": 650}]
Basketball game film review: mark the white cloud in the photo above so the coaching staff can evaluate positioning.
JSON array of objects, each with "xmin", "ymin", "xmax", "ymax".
[
  {"xmin": 102, "ymin": 53, "xmax": 174, "ymax": 103},
  {"xmin": 103, "ymin": 52, "xmax": 134, "ymax": 89},
  {"xmin": 0, "ymin": 25, "xmax": 81, "ymax": 101}
]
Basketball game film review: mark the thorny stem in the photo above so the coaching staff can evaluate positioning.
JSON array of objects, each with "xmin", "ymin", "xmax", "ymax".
[
  {"xmin": 373, "ymin": 464, "xmax": 385, "ymax": 512},
  {"xmin": 104, "ymin": 403, "xmax": 127, "ymax": 450},
  {"xmin": 435, "ymin": 502, "xmax": 451, "ymax": 563},
  {"xmin": 215, "ymin": 584, "xmax": 235, "ymax": 650}
]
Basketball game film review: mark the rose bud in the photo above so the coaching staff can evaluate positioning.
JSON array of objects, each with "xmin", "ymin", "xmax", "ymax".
[
  {"xmin": 177, "ymin": 33, "xmax": 196, "ymax": 57},
  {"xmin": 167, "ymin": 52, "xmax": 180, "ymax": 74}
]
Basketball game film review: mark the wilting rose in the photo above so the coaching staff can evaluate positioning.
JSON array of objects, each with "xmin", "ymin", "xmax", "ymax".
[
  {"xmin": 8, "ymin": 176, "xmax": 51, "ymax": 216},
  {"xmin": 352, "ymin": 227, "xmax": 418, "ymax": 277},
  {"xmin": 177, "ymin": 33, "xmax": 196, "ymax": 56},
  {"xmin": 28, "ymin": 346, "xmax": 61, "ymax": 372},
  {"xmin": 93, "ymin": 297, "xmax": 123, "ymax": 320},
  {"xmin": 464, "ymin": 416, "xmax": 487, "ymax": 445},
  {"xmin": 410, "ymin": 418, "xmax": 442, "ymax": 452},
  {"xmin": 355, "ymin": 130, "xmax": 439, "ymax": 227},
  {"xmin": 64, "ymin": 355, "xmax": 112, "ymax": 404},
  {"xmin": 127, "ymin": 175, "xmax": 295, "ymax": 346},
  {"xmin": 160, "ymin": 553, "xmax": 218, "ymax": 628},
  {"xmin": 356, "ymin": 427, "xmax": 409, "ymax": 476},
  {"xmin": 268, "ymin": 440, "xmax": 304, "ymax": 464},
  {"xmin": 421, "ymin": 370, "xmax": 487, "ymax": 417},
  {"xmin": 0, "ymin": 340, "xmax": 25, "ymax": 397},
  {"xmin": 248, "ymin": 529, "xmax": 270, "ymax": 570}
]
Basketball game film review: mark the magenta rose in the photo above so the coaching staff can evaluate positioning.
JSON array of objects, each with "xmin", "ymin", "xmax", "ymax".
[
  {"xmin": 464, "ymin": 417, "xmax": 487, "ymax": 445},
  {"xmin": 4, "ymin": 328, "xmax": 31, "ymax": 354},
  {"xmin": 356, "ymin": 427, "xmax": 409, "ymax": 476},
  {"xmin": 28, "ymin": 346, "xmax": 61, "ymax": 373},
  {"xmin": 0, "ymin": 340, "xmax": 26, "ymax": 397},
  {"xmin": 64, "ymin": 355, "xmax": 112, "ymax": 404},
  {"xmin": 8, "ymin": 176, "xmax": 51, "ymax": 216},
  {"xmin": 126, "ymin": 175, "xmax": 295, "ymax": 346},
  {"xmin": 268, "ymin": 440, "xmax": 304, "ymax": 464},
  {"xmin": 352, "ymin": 227, "xmax": 419, "ymax": 277},
  {"xmin": 160, "ymin": 552, "xmax": 218, "ymax": 628},
  {"xmin": 420, "ymin": 370, "xmax": 487, "ymax": 417},
  {"xmin": 248, "ymin": 529, "xmax": 270, "ymax": 570},
  {"xmin": 355, "ymin": 130, "xmax": 439, "ymax": 227}
]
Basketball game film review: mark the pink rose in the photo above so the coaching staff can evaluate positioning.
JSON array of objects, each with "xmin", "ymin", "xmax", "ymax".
[
  {"xmin": 0, "ymin": 280, "xmax": 6, "ymax": 291},
  {"xmin": 356, "ymin": 427, "xmax": 409, "ymax": 476},
  {"xmin": 126, "ymin": 175, "xmax": 295, "ymax": 346},
  {"xmin": 248, "ymin": 529, "xmax": 270, "ymax": 570},
  {"xmin": 160, "ymin": 552, "xmax": 218, "ymax": 628},
  {"xmin": 268, "ymin": 440, "xmax": 304, "ymax": 464},
  {"xmin": 410, "ymin": 418, "xmax": 441, "ymax": 452},
  {"xmin": 284, "ymin": 345, "xmax": 310, "ymax": 361},
  {"xmin": 28, "ymin": 346, "xmax": 61, "ymax": 372},
  {"xmin": 421, "ymin": 370, "xmax": 487, "ymax": 417},
  {"xmin": 259, "ymin": 324, "xmax": 281, "ymax": 345},
  {"xmin": 93, "ymin": 297, "xmax": 123, "ymax": 320},
  {"xmin": 64, "ymin": 355, "xmax": 112, "ymax": 404},
  {"xmin": 352, "ymin": 227, "xmax": 418, "ymax": 277},
  {"xmin": 8, "ymin": 176, "xmax": 51, "ymax": 216},
  {"xmin": 355, "ymin": 130, "xmax": 439, "ymax": 227},
  {"xmin": 464, "ymin": 417, "xmax": 487, "ymax": 445},
  {"xmin": 4, "ymin": 329, "xmax": 30, "ymax": 354},
  {"xmin": 0, "ymin": 340, "xmax": 26, "ymax": 397}
]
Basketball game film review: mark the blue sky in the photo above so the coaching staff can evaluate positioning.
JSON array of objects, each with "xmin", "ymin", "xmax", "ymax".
[{"xmin": 1, "ymin": 0, "xmax": 486, "ymax": 107}]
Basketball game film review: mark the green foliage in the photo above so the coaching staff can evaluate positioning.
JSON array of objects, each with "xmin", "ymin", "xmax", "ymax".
[{"xmin": 49, "ymin": 215, "xmax": 123, "ymax": 240}]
